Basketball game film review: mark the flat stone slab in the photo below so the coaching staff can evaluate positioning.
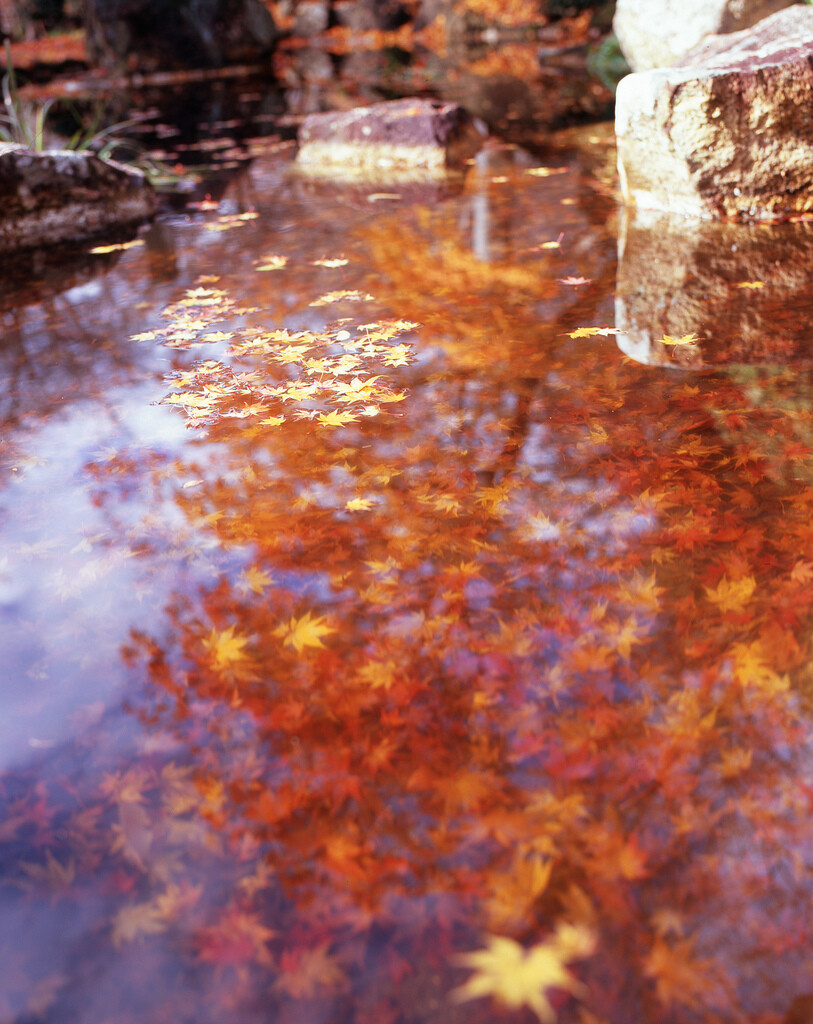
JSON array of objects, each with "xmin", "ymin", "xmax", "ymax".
[
  {"xmin": 616, "ymin": 5, "xmax": 813, "ymax": 221},
  {"xmin": 295, "ymin": 98, "xmax": 485, "ymax": 178},
  {"xmin": 616, "ymin": 207, "xmax": 813, "ymax": 367},
  {"xmin": 613, "ymin": 0, "xmax": 792, "ymax": 71},
  {"xmin": 0, "ymin": 144, "xmax": 156, "ymax": 252}
]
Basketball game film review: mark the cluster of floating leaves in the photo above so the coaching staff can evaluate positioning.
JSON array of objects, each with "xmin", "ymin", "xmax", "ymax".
[{"xmin": 141, "ymin": 283, "xmax": 415, "ymax": 428}]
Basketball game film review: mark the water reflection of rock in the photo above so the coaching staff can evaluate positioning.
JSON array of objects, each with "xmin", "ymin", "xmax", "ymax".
[
  {"xmin": 277, "ymin": 40, "xmax": 613, "ymax": 145},
  {"xmin": 616, "ymin": 207, "xmax": 813, "ymax": 367}
]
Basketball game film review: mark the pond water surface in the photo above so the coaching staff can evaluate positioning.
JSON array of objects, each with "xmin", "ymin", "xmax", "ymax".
[{"xmin": 2, "ymin": 82, "xmax": 813, "ymax": 1024}]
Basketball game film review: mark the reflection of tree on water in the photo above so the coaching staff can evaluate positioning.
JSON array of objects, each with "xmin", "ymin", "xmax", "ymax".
[
  {"xmin": 89, "ymin": 219, "xmax": 813, "ymax": 1022},
  {"xmin": 2, "ymin": 143, "xmax": 813, "ymax": 1024}
]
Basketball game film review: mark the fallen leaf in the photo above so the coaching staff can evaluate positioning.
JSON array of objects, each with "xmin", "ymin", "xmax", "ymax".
[
  {"xmin": 89, "ymin": 239, "xmax": 145, "ymax": 254},
  {"xmin": 275, "ymin": 611, "xmax": 336, "ymax": 653},
  {"xmin": 455, "ymin": 926, "xmax": 595, "ymax": 1023},
  {"xmin": 659, "ymin": 334, "xmax": 700, "ymax": 347}
]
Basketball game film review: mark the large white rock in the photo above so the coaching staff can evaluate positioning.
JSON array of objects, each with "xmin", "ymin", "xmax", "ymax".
[
  {"xmin": 616, "ymin": 5, "xmax": 813, "ymax": 221},
  {"xmin": 613, "ymin": 0, "xmax": 793, "ymax": 71}
]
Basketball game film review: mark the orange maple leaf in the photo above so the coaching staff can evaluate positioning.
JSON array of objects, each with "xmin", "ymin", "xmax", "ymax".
[{"xmin": 703, "ymin": 575, "xmax": 755, "ymax": 613}]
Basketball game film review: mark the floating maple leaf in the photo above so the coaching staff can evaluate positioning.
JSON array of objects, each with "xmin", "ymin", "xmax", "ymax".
[
  {"xmin": 318, "ymin": 410, "xmax": 360, "ymax": 427},
  {"xmin": 567, "ymin": 326, "xmax": 620, "ymax": 338},
  {"xmin": 526, "ymin": 166, "xmax": 568, "ymax": 177},
  {"xmin": 256, "ymin": 255, "xmax": 288, "ymax": 271},
  {"xmin": 309, "ymin": 290, "xmax": 374, "ymax": 307},
  {"xmin": 557, "ymin": 276, "xmax": 592, "ymax": 286},
  {"xmin": 89, "ymin": 239, "xmax": 145, "ymax": 254},
  {"xmin": 312, "ymin": 257, "xmax": 349, "ymax": 268},
  {"xmin": 455, "ymin": 926, "xmax": 595, "ymax": 1022},
  {"xmin": 659, "ymin": 333, "xmax": 700, "ymax": 347},
  {"xmin": 345, "ymin": 497, "xmax": 373, "ymax": 511}
]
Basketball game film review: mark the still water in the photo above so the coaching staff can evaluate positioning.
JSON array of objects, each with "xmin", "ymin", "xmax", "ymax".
[{"xmin": 1, "ymin": 95, "xmax": 813, "ymax": 1024}]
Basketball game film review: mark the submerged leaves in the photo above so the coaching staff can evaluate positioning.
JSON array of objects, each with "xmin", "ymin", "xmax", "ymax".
[
  {"xmin": 274, "ymin": 611, "xmax": 336, "ymax": 653},
  {"xmin": 455, "ymin": 926, "xmax": 596, "ymax": 1022}
]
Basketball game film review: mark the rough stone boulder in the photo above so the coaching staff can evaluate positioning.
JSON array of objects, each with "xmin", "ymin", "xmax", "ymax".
[
  {"xmin": 616, "ymin": 5, "xmax": 813, "ymax": 221},
  {"xmin": 615, "ymin": 207, "xmax": 813, "ymax": 368},
  {"xmin": 0, "ymin": 144, "xmax": 156, "ymax": 253},
  {"xmin": 613, "ymin": 0, "xmax": 792, "ymax": 71},
  {"xmin": 295, "ymin": 98, "xmax": 485, "ymax": 178}
]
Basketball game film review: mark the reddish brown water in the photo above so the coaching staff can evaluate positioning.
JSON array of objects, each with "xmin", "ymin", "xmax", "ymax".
[{"xmin": 1, "ymin": 118, "xmax": 813, "ymax": 1024}]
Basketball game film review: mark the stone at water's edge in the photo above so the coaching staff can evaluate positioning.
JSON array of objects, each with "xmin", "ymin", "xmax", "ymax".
[
  {"xmin": 616, "ymin": 5, "xmax": 813, "ymax": 222},
  {"xmin": 295, "ymin": 99, "xmax": 485, "ymax": 178},
  {"xmin": 0, "ymin": 144, "xmax": 156, "ymax": 253},
  {"xmin": 615, "ymin": 205, "xmax": 813, "ymax": 368},
  {"xmin": 613, "ymin": 0, "xmax": 792, "ymax": 71}
]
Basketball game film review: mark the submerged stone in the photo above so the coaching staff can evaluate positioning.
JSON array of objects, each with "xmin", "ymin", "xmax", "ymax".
[
  {"xmin": 295, "ymin": 98, "xmax": 485, "ymax": 179},
  {"xmin": 613, "ymin": 0, "xmax": 792, "ymax": 71},
  {"xmin": 0, "ymin": 144, "xmax": 156, "ymax": 253},
  {"xmin": 616, "ymin": 6, "xmax": 813, "ymax": 221},
  {"xmin": 615, "ymin": 206, "xmax": 813, "ymax": 367}
]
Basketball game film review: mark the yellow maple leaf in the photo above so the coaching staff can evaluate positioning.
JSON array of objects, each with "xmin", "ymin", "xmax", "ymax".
[
  {"xmin": 587, "ymin": 422, "xmax": 609, "ymax": 444},
  {"xmin": 356, "ymin": 660, "xmax": 398, "ymax": 690},
  {"xmin": 606, "ymin": 616, "xmax": 645, "ymax": 659},
  {"xmin": 737, "ymin": 280, "xmax": 764, "ymax": 289},
  {"xmin": 312, "ymin": 257, "xmax": 349, "ymax": 268},
  {"xmin": 256, "ymin": 255, "xmax": 288, "ymax": 270},
  {"xmin": 381, "ymin": 343, "xmax": 413, "ymax": 366},
  {"xmin": 335, "ymin": 375, "xmax": 383, "ymax": 402},
  {"xmin": 659, "ymin": 333, "xmax": 699, "ymax": 347},
  {"xmin": 275, "ymin": 611, "xmax": 336, "ymax": 653},
  {"xmin": 203, "ymin": 625, "xmax": 251, "ymax": 671},
  {"xmin": 568, "ymin": 326, "xmax": 620, "ymax": 338},
  {"xmin": 319, "ymin": 410, "xmax": 360, "ymax": 427},
  {"xmin": 89, "ymin": 239, "xmax": 145, "ymax": 254},
  {"xmin": 455, "ymin": 926, "xmax": 595, "ymax": 1023},
  {"xmin": 703, "ymin": 575, "xmax": 755, "ymax": 613},
  {"xmin": 345, "ymin": 497, "xmax": 373, "ymax": 511},
  {"xmin": 310, "ymin": 289, "xmax": 374, "ymax": 307},
  {"xmin": 526, "ymin": 166, "xmax": 568, "ymax": 177},
  {"xmin": 730, "ymin": 640, "xmax": 789, "ymax": 693}
]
